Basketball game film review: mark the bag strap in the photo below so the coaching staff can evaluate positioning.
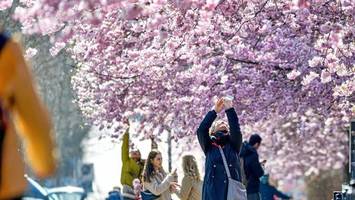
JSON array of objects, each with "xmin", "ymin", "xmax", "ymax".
[
  {"xmin": 218, "ymin": 146, "xmax": 231, "ymax": 178},
  {"xmin": 218, "ymin": 146, "xmax": 242, "ymax": 181}
]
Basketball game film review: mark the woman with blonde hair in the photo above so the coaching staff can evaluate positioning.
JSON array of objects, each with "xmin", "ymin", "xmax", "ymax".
[{"xmin": 176, "ymin": 155, "xmax": 202, "ymax": 200}]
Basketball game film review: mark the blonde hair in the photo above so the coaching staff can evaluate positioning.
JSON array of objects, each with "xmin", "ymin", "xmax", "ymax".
[{"xmin": 182, "ymin": 155, "xmax": 201, "ymax": 181}]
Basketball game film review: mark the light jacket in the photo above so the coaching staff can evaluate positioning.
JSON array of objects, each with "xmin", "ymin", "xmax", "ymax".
[
  {"xmin": 143, "ymin": 171, "xmax": 174, "ymax": 200},
  {"xmin": 176, "ymin": 176, "xmax": 202, "ymax": 200}
]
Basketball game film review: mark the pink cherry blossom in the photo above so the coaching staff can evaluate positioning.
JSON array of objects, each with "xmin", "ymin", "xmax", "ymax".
[
  {"xmin": 25, "ymin": 47, "xmax": 38, "ymax": 59},
  {"xmin": 8, "ymin": 0, "xmax": 355, "ymax": 179},
  {"xmin": 0, "ymin": 0, "xmax": 12, "ymax": 11}
]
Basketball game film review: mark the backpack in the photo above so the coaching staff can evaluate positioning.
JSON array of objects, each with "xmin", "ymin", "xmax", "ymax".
[
  {"xmin": 239, "ymin": 142, "xmax": 248, "ymax": 186},
  {"xmin": 239, "ymin": 156, "xmax": 248, "ymax": 186},
  {"xmin": 0, "ymin": 32, "xmax": 9, "ymax": 185}
]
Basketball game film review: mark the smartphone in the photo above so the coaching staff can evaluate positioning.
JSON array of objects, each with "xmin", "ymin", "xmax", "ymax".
[{"xmin": 223, "ymin": 95, "xmax": 234, "ymax": 101}]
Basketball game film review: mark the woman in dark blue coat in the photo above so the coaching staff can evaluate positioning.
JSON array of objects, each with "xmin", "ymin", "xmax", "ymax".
[{"xmin": 197, "ymin": 98, "xmax": 243, "ymax": 200}]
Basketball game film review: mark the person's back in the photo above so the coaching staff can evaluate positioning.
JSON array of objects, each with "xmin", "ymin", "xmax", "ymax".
[
  {"xmin": 240, "ymin": 135, "xmax": 264, "ymax": 200},
  {"xmin": 178, "ymin": 176, "xmax": 202, "ymax": 200},
  {"xmin": 190, "ymin": 178, "xmax": 202, "ymax": 200},
  {"xmin": 177, "ymin": 155, "xmax": 203, "ymax": 200},
  {"xmin": 0, "ymin": 32, "xmax": 57, "ymax": 199}
]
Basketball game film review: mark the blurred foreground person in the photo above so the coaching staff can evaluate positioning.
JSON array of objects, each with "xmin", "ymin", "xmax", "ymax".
[
  {"xmin": 260, "ymin": 175, "xmax": 292, "ymax": 200},
  {"xmin": 0, "ymin": 32, "xmax": 57, "ymax": 199}
]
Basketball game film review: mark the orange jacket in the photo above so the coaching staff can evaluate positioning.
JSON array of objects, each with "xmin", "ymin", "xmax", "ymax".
[{"xmin": 0, "ymin": 35, "xmax": 57, "ymax": 199}]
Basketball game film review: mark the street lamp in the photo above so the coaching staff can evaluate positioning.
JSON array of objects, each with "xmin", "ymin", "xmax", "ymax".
[
  {"xmin": 349, "ymin": 120, "xmax": 355, "ymax": 185},
  {"xmin": 339, "ymin": 120, "xmax": 355, "ymax": 200}
]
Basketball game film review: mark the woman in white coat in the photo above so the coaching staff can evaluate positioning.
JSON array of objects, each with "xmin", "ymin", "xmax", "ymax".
[{"xmin": 142, "ymin": 150, "xmax": 179, "ymax": 200}]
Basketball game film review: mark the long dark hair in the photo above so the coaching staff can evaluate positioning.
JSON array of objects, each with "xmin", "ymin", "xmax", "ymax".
[{"xmin": 142, "ymin": 149, "xmax": 162, "ymax": 183}]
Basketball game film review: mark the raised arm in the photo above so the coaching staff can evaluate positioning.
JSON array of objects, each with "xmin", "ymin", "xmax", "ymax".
[
  {"xmin": 122, "ymin": 128, "xmax": 129, "ymax": 162},
  {"xmin": 273, "ymin": 187, "xmax": 292, "ymax": 199},
  {"xmin": 151, "ymin": 136, "xmax": 158, "ymax": 150},
  {"xmin": 225, "ymin": 108, "xmax": 242, "ymax": 152},
  {"xmin": 197, "ymin": 110, "xmax": 217, "ymax": 153}
]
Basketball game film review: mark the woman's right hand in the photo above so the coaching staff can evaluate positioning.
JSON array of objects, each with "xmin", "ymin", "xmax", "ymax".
[
  {"xmin": 123, "ymin": 117, "xmax": 130, "ymax": 125},
  {"xmin": 171, "ymin": 168, "xmax": 178, "ymax": 180},
  {"xmin": 214, "ymin": 98, "xmax": 224, "ymax": 113},
  {"xmin": 169, "ymin": 182, "xmax": 180, "ymax": 192},
  {"xmin": 171, "ymin": 168, "xmax": 177, "ymax": 175}
]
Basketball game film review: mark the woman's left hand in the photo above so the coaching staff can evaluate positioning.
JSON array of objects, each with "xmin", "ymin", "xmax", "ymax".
[{"xmin": 223, "ymin": 98, "xmax": 233, "ymax": 110}]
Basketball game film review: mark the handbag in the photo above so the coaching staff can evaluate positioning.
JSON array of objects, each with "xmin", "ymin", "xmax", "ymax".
[
  {"xmin": 218, "ymin": 146, "xmax": 248, "ymax": 200},
  {"xmin": 140, "ymin": 190, "xmax": 160, "ymax": 200}
]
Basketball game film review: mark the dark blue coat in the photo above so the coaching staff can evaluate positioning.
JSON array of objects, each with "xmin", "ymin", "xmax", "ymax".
[
  {"xmin": 106, "ymin": 191, "xmax": 121, "ymax": 200},
  {"xmin": 260, "ymin": 175, "xmax": 291, "ymax": 200},
  {"xmin": 197, "ymin": 108, "xmax": 243, "ymax": 200},
  {"xmin": 240, "ymin": 142, "xmax": 264, "ymax": 194}
]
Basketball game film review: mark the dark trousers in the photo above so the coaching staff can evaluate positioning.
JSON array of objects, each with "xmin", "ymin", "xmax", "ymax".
[{"xmin": 247, "ymin": 193, "xmax": 261, "ymax": 200}]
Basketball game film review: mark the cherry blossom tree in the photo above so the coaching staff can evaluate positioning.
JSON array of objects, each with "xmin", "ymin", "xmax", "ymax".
[
  {"xmin": 4, "ymin": 0, "xmax": 354, "ymax": 177},
  {"xmin": 247, "ymin": 110, "xmax": 349, "ymax": 180}
]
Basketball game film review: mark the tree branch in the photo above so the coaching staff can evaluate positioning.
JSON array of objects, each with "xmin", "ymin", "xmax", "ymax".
[
  {"xmin": 226, "ymin": 56, "xmax": 260, "ymax": 65},
  {"xmin": 70, "ymin": 64, "xmax": 141, "ymax": 82}
]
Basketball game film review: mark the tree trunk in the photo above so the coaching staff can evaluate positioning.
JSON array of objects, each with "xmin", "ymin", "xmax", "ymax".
[{"xmin": 305, "ymin": 169, "xmax": 344, "ymax": 200}]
